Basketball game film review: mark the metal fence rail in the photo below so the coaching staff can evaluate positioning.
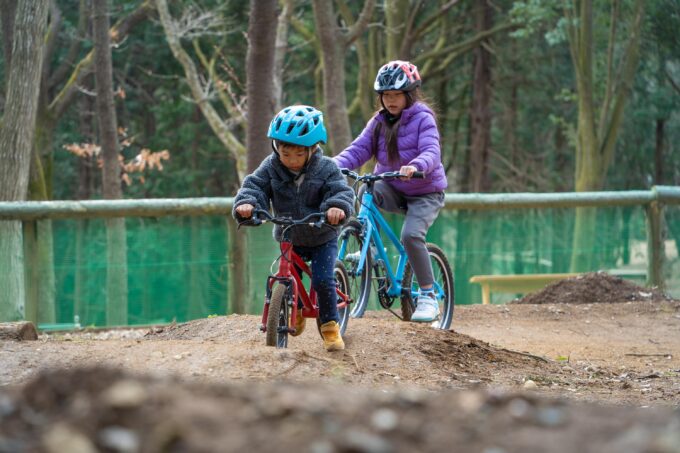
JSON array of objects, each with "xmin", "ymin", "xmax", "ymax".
[{"xmin": 1, "ymin": 186, "xmax": 678, "ymax": 326}]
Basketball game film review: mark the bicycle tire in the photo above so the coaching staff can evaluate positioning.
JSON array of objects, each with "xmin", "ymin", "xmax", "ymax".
[
  {"xmin": 334, "ymin": 260, "xmax": 351, "ymax": 334},
  {"xmin": 401, "ymin": 243, "xmax": 455, "ymax": 329},
  {"xmin": 266, "ymin": 284, "xmax": 290, "ymax": 348},
  {"xmin": 338, "ymin": 220, "xmax": 372, "ymax": 318}
]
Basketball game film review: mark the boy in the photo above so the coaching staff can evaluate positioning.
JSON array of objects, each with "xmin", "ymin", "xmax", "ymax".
[{"xmin": 233, "ymin": 105, "xmax": 354, "ymax": 351}]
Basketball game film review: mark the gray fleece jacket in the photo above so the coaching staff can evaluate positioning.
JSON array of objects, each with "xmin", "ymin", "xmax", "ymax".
[{"xmin": 232, "ymin": 147, "xmax": 354, "ymax": 247}]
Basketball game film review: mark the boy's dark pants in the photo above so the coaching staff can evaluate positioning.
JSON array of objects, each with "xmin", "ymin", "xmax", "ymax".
[{"xmin": 294, "ymin": 239, "xmax": 339, "ymax": 324}]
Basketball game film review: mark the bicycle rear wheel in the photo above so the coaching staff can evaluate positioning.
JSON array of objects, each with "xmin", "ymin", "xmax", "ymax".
[
  {"xmin": 266, "ymin": 284, "xmax": 290, "ymax": 348},
  {"xmin": 338, "ymin": 220, "xmax": 371, "ymax": 318},
  {"xmin": 401, "ymin": 243, "xmax": 455, "ymax": 329}
]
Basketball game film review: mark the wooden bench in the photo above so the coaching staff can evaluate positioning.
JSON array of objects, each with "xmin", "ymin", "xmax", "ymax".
[{"xmin": 469, "ymin": 273, "xmax": 580, "ymax": 305}]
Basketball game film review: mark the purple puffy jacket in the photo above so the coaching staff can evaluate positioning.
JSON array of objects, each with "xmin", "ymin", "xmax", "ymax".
[{"xmin": 333, "ymin": 102, "xmax": 447, "ymax": 196}]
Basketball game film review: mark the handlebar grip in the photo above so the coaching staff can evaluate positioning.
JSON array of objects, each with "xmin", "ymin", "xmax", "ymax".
[{"xmin": 412, "ymin": 171, "xmax": 425, "ymax": 179}]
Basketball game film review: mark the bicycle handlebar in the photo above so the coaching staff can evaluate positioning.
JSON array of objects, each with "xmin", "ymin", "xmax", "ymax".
[
  {"xmin": 340, "ymin": 168, "xmax": 424, "ymax": 181},
  {"xmin": 244, "ymin": 209, "xmax": 327, "ymax": 228}
]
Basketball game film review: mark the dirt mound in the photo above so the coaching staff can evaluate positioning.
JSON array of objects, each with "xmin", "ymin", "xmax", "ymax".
[
  {"xmin": 1, "ymin": 366, "xmax": 679, "ymax": 453},
  {"xmin": 512, "ymin": 272, "xmax": 675, "ymax": 305},
  {"xmin": 143, "ymin": 312, "xmax": 566, "ymax": 390}
]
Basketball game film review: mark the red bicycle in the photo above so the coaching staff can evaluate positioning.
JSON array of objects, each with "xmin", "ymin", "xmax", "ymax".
[{"xmin": 242, "ymin": 209, "xmax": 351, "ymax": 348}]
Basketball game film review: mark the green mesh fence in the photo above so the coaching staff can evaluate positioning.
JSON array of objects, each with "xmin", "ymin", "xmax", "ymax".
[{"xmin": 32, "ymin": 203, "xmax": 679, "ymax": 329}]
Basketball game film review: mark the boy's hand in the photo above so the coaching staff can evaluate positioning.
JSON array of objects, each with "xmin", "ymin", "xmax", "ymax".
[
  {"xmin": 326, "ymin": 207, "xmax": 345, "ymax": 225},
  {"xmin": 399, "ymin": 165, "xmax": 418, "ymax": 179},
  {"xmin": 235, "ymin": 203, "xmax": 254, "ymax": 218}
]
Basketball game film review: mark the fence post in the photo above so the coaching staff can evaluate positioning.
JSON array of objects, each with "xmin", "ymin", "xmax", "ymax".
[
  {"xmin": 22, "ymin": 221, "xmax": 39, "ymax": 324},
  {"xmin": 646, "ymin": 200, "xmax": 665, "ymax": 290},
  {"xmin": 226, "ymin": 220, "xmax": 248, "ymax": 314}
]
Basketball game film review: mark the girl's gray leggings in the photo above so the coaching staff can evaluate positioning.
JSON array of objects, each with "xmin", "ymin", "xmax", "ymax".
[{"xmin": 370, "ymin": 180, "xmax": 445, "ymax": 288}]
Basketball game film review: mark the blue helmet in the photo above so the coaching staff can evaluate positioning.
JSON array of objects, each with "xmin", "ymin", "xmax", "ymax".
[{"xmin": 267, "ymin": 105, "xmax": 327, "ymax": 147}]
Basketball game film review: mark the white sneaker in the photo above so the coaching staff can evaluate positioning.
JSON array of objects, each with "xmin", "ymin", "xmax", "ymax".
[{"xmin": 411, "ymin": 293, "xmax": 439, "ymax": 322}]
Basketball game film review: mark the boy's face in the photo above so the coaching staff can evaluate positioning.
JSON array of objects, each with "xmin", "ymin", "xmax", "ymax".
[
  {"xmin": 277, "ymin": 142, "xmax": 309, "ymax": 172},
  {"xmin": 381, "ymin": 90, "xmax": 407, "ymax": 116}
]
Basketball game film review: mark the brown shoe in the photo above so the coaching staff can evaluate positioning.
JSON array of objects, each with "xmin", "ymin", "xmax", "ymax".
[
  {"xmin": 320, "ymin": 321, "xmax": 345, "ymax": 351},
  {"xmin": 290, "ymin": 309, "xmax": 305, "ymax": 337}
]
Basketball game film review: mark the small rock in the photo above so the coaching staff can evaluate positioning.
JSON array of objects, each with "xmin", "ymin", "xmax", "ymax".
[
  {"xmin": 0, "ymin": 394, "xmax": 15, "ymax": 417},
  {"xmin": 371, "ymin": 408, "xmax": 399, "ymax": 431},
  {"xmin": 309, "ymin": 440, "xmax": 335, "ymax": 453},
  {"xmin": 99, "ymin": 427, "xmax": 140, "ymax": 453},
  {"xmin": 339, "ymin": 430, "xmax": 393, "ymax": 453},
  {"xmin": 523, "ymin": 380, "xmax": 538, "ymax": 390},
  {"xmin": 43, "ymin": 423, "xmax": 97, "ymax": 453},
  {"xmin": 102, "ymin": 380, "xmax": 147, "ymax": 408},
  {"xmin": 508, "ymin": 398, "xmax": 531, "ymax": 418},
  {"xmin": 535, "ymin": 406, "xmax": 567, "ymax": 427}
]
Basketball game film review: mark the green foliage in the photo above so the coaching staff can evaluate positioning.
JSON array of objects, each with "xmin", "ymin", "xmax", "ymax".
[{"xmin": 37, "ymin": 0, "xmax": 680, "ymax": 199}]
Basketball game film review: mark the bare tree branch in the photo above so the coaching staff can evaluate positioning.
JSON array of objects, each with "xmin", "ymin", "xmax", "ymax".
[
  {"xmin": 411, "ymin": 0, "xmax": 459, "ymax": 42},
  {"xmin": 43, "ymin": 0, "xmax": 62, "ymax": 86},
  {"xmin": 49, "ymin": 0, "xmax": 154, "ymax": 119},
  {"xmin": 155, "ymin": 0, "xmax": 246, "ymax": 181},
  {"xmin": 667, "ymin": 69, "xmax": 680, "ymax": 95},
  {"xmin": 345, "ymin": 0, "xmax": 375, "ymax": 46},
  {"xmin": 48, "ymin": 0, "xmax": 89, "ymax": 90}
]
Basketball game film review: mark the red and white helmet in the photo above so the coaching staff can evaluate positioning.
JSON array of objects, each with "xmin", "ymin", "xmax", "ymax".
[{"xmin": 374, "ymin": 60, "xmax": 422, "ymax": 93}]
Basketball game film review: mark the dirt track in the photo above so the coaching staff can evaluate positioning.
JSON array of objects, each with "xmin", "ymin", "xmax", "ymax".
[{"xmin": 1, "ymin": 274, "xmax": 680, "ymax": 452}]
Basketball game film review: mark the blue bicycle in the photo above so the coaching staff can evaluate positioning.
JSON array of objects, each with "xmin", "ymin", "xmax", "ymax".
[{"xmin": 338, "ymin": 169, "xmax": 454, "ymax": 329}]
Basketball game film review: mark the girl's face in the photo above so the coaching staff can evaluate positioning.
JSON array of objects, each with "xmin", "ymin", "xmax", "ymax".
[
  {"xmin": 277, "ymin": 142, "xmax": 309, "ymax": 172},
  {"xmin": 381, "ymin": 90, "xmax": 407, "ymax": 116}
]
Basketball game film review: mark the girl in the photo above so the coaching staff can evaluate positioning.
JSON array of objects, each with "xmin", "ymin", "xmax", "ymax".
[{"xmin": 333, "ymin": 60, "xmax": 447, "ymax": 323}]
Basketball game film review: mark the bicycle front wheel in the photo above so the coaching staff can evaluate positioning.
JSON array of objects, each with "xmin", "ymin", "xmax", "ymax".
[
  {"xmin": 401, "ymin": 243, "xmax": 455, "ymax": 330},
  {"xmin": 338, "ymin": 220, "xmax": 371, "ymax": 318},
  {"xmin": 334, "ymin": 260, "xmax": 351, "ymax": 334},
  {"xmin": 266, "ymin": 284, "xmax": 290, "ymax": 348}
]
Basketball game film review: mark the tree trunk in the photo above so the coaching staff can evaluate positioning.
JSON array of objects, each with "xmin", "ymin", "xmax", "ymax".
[
  {"xmin": 568, "ymin": 0, "xmax": 644, "ymax": 272},
  {"xmin": 384, "ymin": 0, "xmax": 408, "ymax": 60},
  {"xmin": 0, "ymin": 0, "xmax": 49, "ymax": 322},
  {"xmin": 467, "ymin": 0, "xmax": 493, "ymax": 193},
  {"xmin": 272, "ymin": 0, "xmax": 292, "ymax": 112},
  {"xmin": 655, "ymin": 119, "xmax": 664, "ymax": 185},
  {"xmin": 93, "ymin": 0, "xmax": 128, "ymax": 326},
  {"xmin": 246, "ymin": 0, "xmax": 277, "ymax": 171},
  {"xmin": 75, "ymin": 72, "xmax": 96, "ymax": 326},
  {"xmin": 0, "ymin": 0, "xmax": 17, "ymax": 74},
  {"xmin": 311, "ymin": 0, "xmax": 352, "ymax": 154}
]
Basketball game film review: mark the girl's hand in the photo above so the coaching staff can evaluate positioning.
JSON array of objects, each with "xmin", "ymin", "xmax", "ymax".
[
  {"xmin": 399, "ymin": 165, "xmax": 418, "ymax": 179},
  {"xmin": 326, "ymin": 207, "xmax": 345, "ymax": 225},
  {"xmin": 235, "ymin": 203, "xmax": 254, "ymax": 218}
]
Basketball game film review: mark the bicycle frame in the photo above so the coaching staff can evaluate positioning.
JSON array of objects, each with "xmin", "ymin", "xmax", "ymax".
[
  {"xmin": 261, "ymin": 239, "xmax": 350, "ymax": 334},
  {"xmin": 339, "ymin": 189, "xmax": 410, "ymax": 299}
]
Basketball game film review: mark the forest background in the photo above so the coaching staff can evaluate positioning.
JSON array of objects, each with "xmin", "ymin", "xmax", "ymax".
[{"xmin": 1, "ymin": 0, "xmax": 679, "ymax": 325}]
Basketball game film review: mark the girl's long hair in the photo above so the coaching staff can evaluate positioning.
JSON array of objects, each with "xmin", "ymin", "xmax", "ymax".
[{"xmin": 377, "ymin": 88, "xmax": 437, "ymax": 164}]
